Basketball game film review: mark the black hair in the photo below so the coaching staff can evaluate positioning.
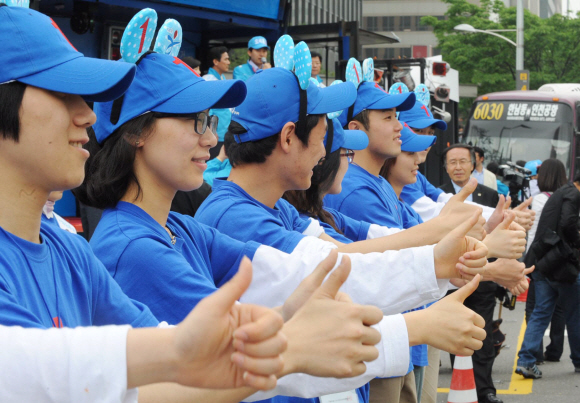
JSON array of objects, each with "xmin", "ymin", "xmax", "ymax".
[
  {"xmin": 225, "ymin": 114, "xmax": 323, "ymax": 167},
  {"xmin": 0, "ymin": 81, "xmax": 27, "ymax": 142},
  {"xmin": 283, "ymin": 148, "xmax": 342, "ymax": 233},
  {"xmin": 310, "ymin": 51, "xmax": 322, "ymax": 62},
  {"xmin": 473, "ymin": 146, "xmax": 484, "ymax": 159},
  {"xmin": 537, "ymin": 159, "xmax": 567, "ymax": 192},
  {"xmin": 73, "ymin": 113, "xmax": 159, "ymax": 210},
  {"xmin": 487, "ymin": 161, "xmax": 499, "ymax": 175},
  {"xmin": 574, "ymin": 173, "xmax": 580, "ymax": 184},
  {"xmin": 351, "ymin": 109, "xmax": 371, "ymax": 131},
  {"xmin": 516, "ymin": 160, "xmax": 527, "ymax": 168},
  {"xmin": 181, "ymin": 56, "xmax": 201, "ymax": 70},
  {"xmin": 209, "ymin": 46, "xmax": 228, "ymax": 66},
  {"xmin": 441, "ymin": 143, "xmax": 476, "ymax": 172}
]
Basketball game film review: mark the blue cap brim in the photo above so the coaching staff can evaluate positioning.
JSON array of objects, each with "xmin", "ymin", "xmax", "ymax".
[
  {"xmin": 17, "ymin": 56, "xmax": 136, "ymax": 103},
  {"xmin": 342, "ymin": 129, "xmax": 368, "ymax": 151},
  {"xmin": 406, "ymin": 117, "xmax": 447, "ymax": 131},
  {"xmin": 152, "ymin": 79, "xmax": 247, "ymax": 113},
  {"xmin": 308, "ymin": 81, "xmax": 357, "ymax": 115},
  {"xmin": 368, "ymin": 92, "xmax": 416, "ymax": 112},
  {"xmin": 401, "ymin": 131, "xmax": 436, "ymax": 152}
]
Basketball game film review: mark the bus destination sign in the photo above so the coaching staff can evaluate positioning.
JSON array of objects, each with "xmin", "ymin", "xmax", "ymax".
[{"xmin": 472, "ymin": 101, "xmax": 560, "ymax": 122}]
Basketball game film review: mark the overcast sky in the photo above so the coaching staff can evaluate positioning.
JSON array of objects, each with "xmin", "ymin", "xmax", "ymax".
[{"xmin": 564, "ymin": 0, "xmax": 580, "ymax": 16}]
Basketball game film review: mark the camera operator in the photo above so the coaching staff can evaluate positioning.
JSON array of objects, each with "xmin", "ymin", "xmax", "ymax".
[{"xmin": 496, "ymin": 162, "xmax": 532, "ymax": 208}]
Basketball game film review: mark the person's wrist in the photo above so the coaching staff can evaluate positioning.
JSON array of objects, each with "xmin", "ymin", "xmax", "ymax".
[
  {"xmin": 278, "ymin": 321, "xmax": 302, "ymax": 376},
  {"xmin": 403, "ymin": 310, "xmax": 427, "ymax": 346}
]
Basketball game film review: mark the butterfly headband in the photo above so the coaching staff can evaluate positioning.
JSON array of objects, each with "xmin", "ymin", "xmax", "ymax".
[
  {"xmin": 273, "ymin": 34, "xmax": 315, "ymax": 138},
  {"xmin": 344, "ymin": 57, "xmax": 374, "ymax": 123},
  {"xmin": 110, "ymin": 8, "xmax": 183, "ymax": 125}
]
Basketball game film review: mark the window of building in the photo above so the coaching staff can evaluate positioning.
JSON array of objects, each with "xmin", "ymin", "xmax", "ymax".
[
  {"xmin": 364, "ymin": 16, "xmax": 379, "ymax": 31},
  {"xmin": 382, "ymin": 16, "xmax": 395, "ymax": 31},
  {"xmin": 400, "ymin": 16, "xmax": 412, "ymax": 31}
]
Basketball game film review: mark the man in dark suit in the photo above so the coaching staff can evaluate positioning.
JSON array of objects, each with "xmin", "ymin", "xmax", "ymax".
[{"xmin": 440, "ymin": 144, "xmax": 501, "ymax": 403}]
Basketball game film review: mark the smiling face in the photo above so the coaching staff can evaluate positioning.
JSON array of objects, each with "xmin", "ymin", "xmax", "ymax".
[
  {"xmin": 411, "ymin": 125, "xmax": 435, "ymax": 164},
  {"xmin": 445, "ymin": 147, "xmax": 474, "ymax": 187},
  {"xmin": 387, "ymin": 151, "xmax": 420, "ymax": 188},
  {"xmin": 0, "ymin": 86, "xmax": 94, "ymax": 195},
  {"xmin": 282, "ymin": 116, "xmax": 327, "ymax": 191},
  {"xmin": 365, "ymin": 109, "xmax": 403, "ymax": 159},
  {"xmin": 136, "ymin": 111, "xmax": 217, "ymax": 194}
]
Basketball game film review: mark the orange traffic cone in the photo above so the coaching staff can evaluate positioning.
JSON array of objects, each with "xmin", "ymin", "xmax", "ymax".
[{"xmin": 448, "ymin": 355, "xmax": 477, "ymax": 403}]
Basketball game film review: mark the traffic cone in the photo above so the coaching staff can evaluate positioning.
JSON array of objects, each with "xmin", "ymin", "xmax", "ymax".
[{"xmin": 447, "ymin": 355, "xmax": 477, "ymax": 403}]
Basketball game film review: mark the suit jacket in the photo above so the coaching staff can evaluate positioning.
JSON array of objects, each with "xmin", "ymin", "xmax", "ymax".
[
  {"xmin": 471, "ymin": 169, "xmax": 498, "ymax": 191},
  {"xmin": 439, "ymin": 182, "xmax": 499, "ymax": 209}
]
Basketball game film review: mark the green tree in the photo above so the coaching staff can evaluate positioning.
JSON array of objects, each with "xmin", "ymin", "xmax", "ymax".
[{"xmin": 423, "ymin": 0, "xmax": 580, "ymax": 117}]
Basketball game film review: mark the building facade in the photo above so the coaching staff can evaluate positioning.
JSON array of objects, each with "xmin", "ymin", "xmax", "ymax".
[{"xmin": 289, "ymin": 0, "xmax": 363, "ymax": 25}]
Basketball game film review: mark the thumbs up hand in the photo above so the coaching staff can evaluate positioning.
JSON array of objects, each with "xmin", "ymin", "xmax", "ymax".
[
  {"xmin": 482, "ymin": 211, "xmax": 526, "ymax": 259},
  {"xmin": 438, "ymin": 179, "xmax": 487, "ymax": 240},
  {"xmin": 404, "ymin": 275, "xmax": 486, "ymax": 356},
  {"xmin": 513, "ymin": 197, "xmax": 535, "ymax": 231},
  {"xmin": 280, "ymin": 254, "xmax": 384, "ymax": 378}
]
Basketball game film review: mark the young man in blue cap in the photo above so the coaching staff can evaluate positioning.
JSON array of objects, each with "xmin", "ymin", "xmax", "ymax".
[{"xmin": 233, "ymin": 36, "xmax": 272, "ymax": 81}]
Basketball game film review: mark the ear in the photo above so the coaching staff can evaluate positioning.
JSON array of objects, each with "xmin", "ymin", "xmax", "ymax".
[
  {"xmin": 348, "ymin": 120, "xmax": 363, "ymax": 131},
  {"xmin": 279, "ymin": 122, "xmax": 296, "ymax": 154},
  {"xmin": 247, "ymin": 49, "xmax": 253, "ymax": 57}
]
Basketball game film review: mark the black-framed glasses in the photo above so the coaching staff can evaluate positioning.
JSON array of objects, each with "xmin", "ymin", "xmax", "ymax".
[
  {"xmin": 151, "ymin": 111, "xmax": 219, "ymax": 137},
  {"xmin": 340, "ymin": 149, "xmax": 355, "ymax": 163}
]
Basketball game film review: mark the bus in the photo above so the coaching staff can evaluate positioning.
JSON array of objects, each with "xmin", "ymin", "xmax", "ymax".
[{"xmin": 463, "ymin": 86, "xmax": 580, "ymax": 180}]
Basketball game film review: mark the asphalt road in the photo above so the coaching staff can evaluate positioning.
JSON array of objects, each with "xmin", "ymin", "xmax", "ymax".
[{"xmin": 437, "ymin": 302, "xmax": 580, "ymax": 403}]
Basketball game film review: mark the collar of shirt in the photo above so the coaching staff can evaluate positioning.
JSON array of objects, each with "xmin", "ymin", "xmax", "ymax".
[
  {"xmin": 208, "ymin": 67, "xmax": 226, "ymax": 81},
  {"xmin": 248, "ymin": 60, "xmax": 260, "ymax": 73},
  {"xmin": 472, "ymin": 168, "xmax": 484, "ymax": 184},
  {"xmin": 452, "ymin": 181, "xmax": 473, "ymax": 202}
]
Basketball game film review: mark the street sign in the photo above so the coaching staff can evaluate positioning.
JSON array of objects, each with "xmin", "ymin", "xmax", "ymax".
[{"xmin": 516, "ymin": 69, "xmax": 529, "ymax": 91}]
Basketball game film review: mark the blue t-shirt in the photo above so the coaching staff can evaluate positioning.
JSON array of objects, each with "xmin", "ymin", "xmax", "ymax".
[
  {"xmin": 196, "ymin": 179, "xmax": 312, "ymax": 253},
  {"xmin": 90, "ymin": 201, "xmax": 259, "ymax": 324},
  {"xmin": 400, "ymin": 171, "xmax": 443, "ymax": 206},
  {"xmin": 325, "ymin": 164, "xmax": 406, "ymax": 229},
  {"xmin": 233, "ymin": 62, "xmax": 256, "ymax": 82},
  {"xmin": 0, "ymin": 220, "xmax": 157, "ymax": 329},
  {"xmin": 298, "ymin": 207, "xmax": 371, "ymax": 245}
]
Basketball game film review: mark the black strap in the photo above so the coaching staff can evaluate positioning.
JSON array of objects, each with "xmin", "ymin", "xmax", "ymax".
[
  {"xmin": 110, "ymin": 51, "xmax": 155, "ymax": 125},
  {"xmin": 325, "ymin": 117, "xmax": 334, "ymax": 156},
  {"xmin": 346, "ymin": 104, "xmax": 355, "ymax": 124},
  {"xmin": 294, "ymin": 75, "xmax": 308, "ymax": 138}
]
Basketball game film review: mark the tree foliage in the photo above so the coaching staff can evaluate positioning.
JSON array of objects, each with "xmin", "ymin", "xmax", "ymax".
[{"xmin": 423, "ymin": 0, "xmax": 580, "ymax": 116}]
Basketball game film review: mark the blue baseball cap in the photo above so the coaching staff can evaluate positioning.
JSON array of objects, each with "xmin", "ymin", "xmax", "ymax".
[
  {"xmin": 525, "ymin": 159, "xmax": 542, "ymax": 176},
  {"xmin": 248, "ymin": 36, "xmax": 270, "ymax": 50},
  {"xmin": 0, "ymin": 5, "xmax": 135, "ymax": 102},
  {"xmin": 338, "ymin": 82, "xmax": 416, "ymax": 127},
  {"xmin": 93, "ymin": 53, "xmax": 246, "ymax": 144},
  {"xmin": 399, "ymin": 100, "xmax": 447, "ymax": 131},
  {"xmin": 324, "ymin": 118, "xmax": 368, "ymax": 153},
  {"xmin": 231, "ymin": 68, "xmax": 357, "ymax": 143},
  {"xmin": 400, "ymin": 122, "xmax": 436, "ymax": 152}
]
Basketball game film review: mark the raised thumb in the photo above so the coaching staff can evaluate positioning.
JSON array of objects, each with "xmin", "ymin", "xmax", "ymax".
[
  {"xmin": 452, "ymin": 274, "xmax": 481, "ymax": 303},
  {"xmin": 205, "ymin": 256, "xmax": 253, "ymax": 314},
  {"xmin": 316, "ymin": 255, "xmax": 351, "ymax": 300},
  {"xmin": 453, "ymin": 178, "xmax": 477, "ymax": 202},
  {"xmin": 497, "ymin": 211, "xmax": 516, "ymax": 230}
]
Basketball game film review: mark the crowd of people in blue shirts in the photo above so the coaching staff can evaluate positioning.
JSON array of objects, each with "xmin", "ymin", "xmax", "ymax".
[{"xmin": 0, "ymin": 3, "xmax": 553, "ymax": 403}]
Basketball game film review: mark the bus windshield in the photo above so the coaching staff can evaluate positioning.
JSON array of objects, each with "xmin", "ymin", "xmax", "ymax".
[{"xmin": 464, "ymin": 101, "xmax": 573, "ymax": 175}]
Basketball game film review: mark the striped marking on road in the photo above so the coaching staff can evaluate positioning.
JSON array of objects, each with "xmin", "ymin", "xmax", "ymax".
[{"xmin": 438, "ymin": 317, "xmax": 534, "ymax": 395}]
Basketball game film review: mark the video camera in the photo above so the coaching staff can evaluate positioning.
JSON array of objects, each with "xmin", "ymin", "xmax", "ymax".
[{"xmin": 497, "ymin": 161, "xmax": 532, "ymax": 207}]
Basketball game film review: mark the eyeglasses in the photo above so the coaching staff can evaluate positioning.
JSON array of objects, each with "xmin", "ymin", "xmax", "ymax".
[
  {"xmin": 340, "ymin": 149, "xmax": 355, "ymax": 163},
  {"xmin": 446, "ymin": 159, "xmax": 472, "ymax": 167},
  {"xmin": 151, "ymin": 111, "xmax": 219, "ymax": 137}
]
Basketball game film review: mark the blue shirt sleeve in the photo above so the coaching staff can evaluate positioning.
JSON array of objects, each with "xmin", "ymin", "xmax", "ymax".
[
  {"xmin": 336, "ymin": 188, "xmax": 402, "ymax": 229},
  {"xmin": 421, "ymin": 174, "xmax": 444, "ymax": 202},
  {"xmin": 89, "ymin": 252, "xmax": 159, "ymax": 328},
  {"xmin": 328, "ymin": 208, "xmax": 371, "ymax": 242},
  {"xmin": 114, "ymin": 237, "xmax": 220, "ymax": 325},
  {"xmin": 211, "ymin": 203, "xmax": 307, "ymax": 254},
  {"xmin": 194, "ymin": 222, "xmax": 260, "ymax": 287},
  {"xmin": 0, "ymin": 273, "xmax": 46, "ymax": 328}
]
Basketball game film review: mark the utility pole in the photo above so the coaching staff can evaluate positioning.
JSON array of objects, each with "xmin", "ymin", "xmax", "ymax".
[{"xmin": 516, "ymin": 0, "xmax": 524, "ymax": 70}]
